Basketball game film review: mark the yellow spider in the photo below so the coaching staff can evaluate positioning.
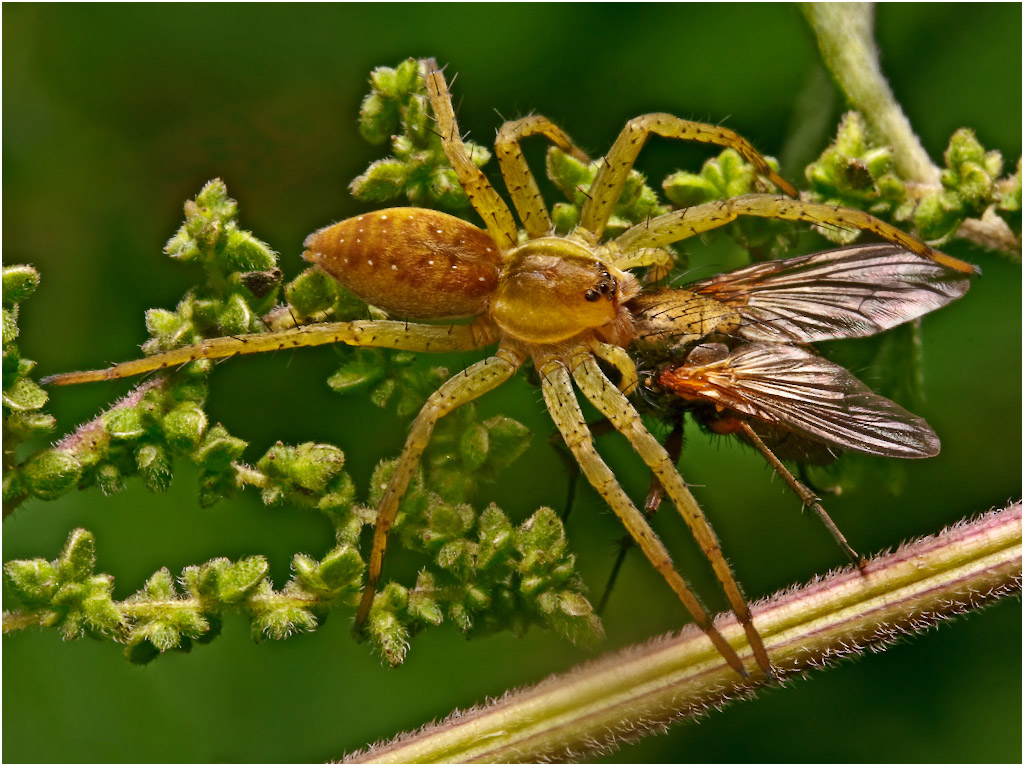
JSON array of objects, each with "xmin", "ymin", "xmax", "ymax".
[{"xmin": 46, "ymin": 60, "xmax": 976, "ymax": 678}]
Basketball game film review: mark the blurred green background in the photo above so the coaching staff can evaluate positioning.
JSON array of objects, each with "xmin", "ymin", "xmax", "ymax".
[{"xmin": 3, "ymin": 4, "xmax": 1020, "ymax": 763}]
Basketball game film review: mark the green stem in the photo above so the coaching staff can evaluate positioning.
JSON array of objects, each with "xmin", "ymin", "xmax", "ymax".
[
  {"xmin": 801, "ymin": 3, "xmax": 939, "ymax": 184},
  {"xmin": 802, "ymin": 4, "xmax": 1021, "ymax": 256},
  {"xmin": 232, "ymin": 461, "xmax": 270, "ymax": 489},
  {"xmin": 346, "ymin": 503, "xmax": 1022, "ymax": 763},
  {"xmin": 1, "ymin": 610, "xmax": 44, "ymax": 631}
]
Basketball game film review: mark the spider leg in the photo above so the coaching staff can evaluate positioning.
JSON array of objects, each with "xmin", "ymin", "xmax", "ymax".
[
  {"xmin": 354, "ymin": 347, "xmax": 523, "ymax": 631},
  {"xmin": 579, "ymin": 115, "xmax": 798, "ymax": 242},
  {"xmin": 42, "ymin": 320, "xmax": 493, "ymax": 386},
  {"xmin": 597, "ymin": 416, "xmax": 684, "ymax": 615},
  {"xmin": 495, "ymin": 116, "xmax": 590, "ymax": 239},
  {"xmin": 424, "ymin": 62, "xmax": 519, "ymax": 250},
  {"xmin": 538, "ymin": 357, "xmax": 750, "ymax": 678},
  {"xmin": 738, "ymin": 422, "xmax": 864, "ymax": 568},
  {"xmin": 549, "ymin": 417, "xmax": 615, "ymax": 522},
  {"xmin": 613, "ymin": 193, "xmax": 978, "ymax": 275},
  {"xmin": 604, "ymin": 245, "xmax": 676, "ymax": 283},
  {"xmin": 571, "ymin": 353, "xmax": 773, "ymax": 675},
  {"xmin": 586, "ymin": 339, "xmax": 639, "ymax": 395}
]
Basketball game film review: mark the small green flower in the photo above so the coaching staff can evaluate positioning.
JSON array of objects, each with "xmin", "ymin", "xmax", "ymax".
[{"xmin": 350, "ymin": 59, "xmax": 490, "ymax": 211}]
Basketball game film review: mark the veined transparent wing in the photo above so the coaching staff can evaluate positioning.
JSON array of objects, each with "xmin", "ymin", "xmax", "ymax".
[
  {"xmin": 657, "ymin": 342, "xmax": 939, "ymax": 458},
  {"xmin": 688, "ymin": 243, "xmax": 970, "ymax": 343}
]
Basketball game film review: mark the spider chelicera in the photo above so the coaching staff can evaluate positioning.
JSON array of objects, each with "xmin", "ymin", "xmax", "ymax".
[{"xmin": 45, "ymin": 59, "xmax": 976, "ymax": 678}]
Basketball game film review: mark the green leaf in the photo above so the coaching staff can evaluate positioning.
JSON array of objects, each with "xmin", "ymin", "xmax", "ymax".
[
  {"xmin": 4, "ymin": 558, "xmax": 59, "ymax": 606},
  {"xmin": 103, "ymin": 405, "xmax": 146, "ymax": 439},
  {"xmin": 162, "ymin": 401, "xmax": 208, "ymax": 448},
  {"xmin": 95, "ymin": 463, "xmax": 126, "ymax": 495},
  {"xmin": 316, "ymin": 545, "xmax": 365, "ymax": 591},
  {"xmin": 367, "ymin": 583, "xmax": 411, "ymax": 666},
  {"xmin": 192, "ymin": 423, "xmax": 247, "ymax": 471},
  {"xmin": 481, "ymin": 416, "xmax": 532, "ymax": 475},
  {"xmin": 249, "ymin": 581, "xmax": 318, "ymax": 640},
  {"xmin": 285, "ymin": 267, "xmax": 340, "ymax": 318},
  {"xmin": 216, "ymin": 292, "xmax": 254, "ymax": 335},
  {"xmin": 21, "ymin": 449, "xmax": 83, "ymax": 500},
  {"xmin": 217, "ymin": 557, "xmax": 270, "ymax": 604},
  {"xmin": 358, "ymin": 93, "xmax": 400, "ymax": 145},
  {"xmin": 2, "ymin": 265, "xmax": 41, "ymax": 306},
  {"xmin": 58, "ymin": 528, "xmax": 97, "ymax": 582},
  {"xmin": 2, "ymin": 377, "xmax": 48, "ymax": 411},
  {"xmin": 291, "ymin": 443, "xmax": 347, "ymax": 492},
  {"xmin": 327, "ymin": 349, "xmax": 388, "ymax": 395},
  {"xmin": 2, "ymin": 306, "xmax": 18, "ymax": 345},
  {"xmin": 136, "ymin": 442, "xmax": 173, "ymax": 492},
  {"xmin": 222, "ymin": 228, "xmax": 277, "ymax": 272},
  {"xmin": 459, "ymin": 421, "xmax": 490, "ymax": 471}
]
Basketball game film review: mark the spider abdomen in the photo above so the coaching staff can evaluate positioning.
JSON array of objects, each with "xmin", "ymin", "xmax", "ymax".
[{"xmin": 303, "ymin": 208, "xmax": 501, "ymax": 320}]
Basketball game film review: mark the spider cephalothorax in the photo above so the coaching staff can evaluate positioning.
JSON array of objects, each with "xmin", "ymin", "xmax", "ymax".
[{"xmin": 45, "ymin": 59, "xmax": 975, "ymax": 678}]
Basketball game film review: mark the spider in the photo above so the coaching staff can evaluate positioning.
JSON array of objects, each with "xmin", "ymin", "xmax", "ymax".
[{"xmin": 44, "ymin": 59, "xmax": 977, "ymax": 678}]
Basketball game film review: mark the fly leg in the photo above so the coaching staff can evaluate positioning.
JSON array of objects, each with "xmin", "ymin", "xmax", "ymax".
[{"xmin": 738, "ymin": 421, "xmax": 864, "ymax": 568}]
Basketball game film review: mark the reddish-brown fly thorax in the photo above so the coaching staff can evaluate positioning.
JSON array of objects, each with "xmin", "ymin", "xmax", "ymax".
[{"xmin": 303, "ymin": 207, "xmax": 502, "ymax": 320}]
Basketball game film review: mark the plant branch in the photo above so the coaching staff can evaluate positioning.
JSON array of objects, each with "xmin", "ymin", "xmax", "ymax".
[
  {"xmin": 345, "ymin": 503, "xmax": 1022, "ymax": 763},
  {"xmin": 802, "ymin": 3, "xmax": 1021, "ymax": 256},
  {"xmin": 802, "ymin": 3, "xmax": 937, "ymax": 184}
]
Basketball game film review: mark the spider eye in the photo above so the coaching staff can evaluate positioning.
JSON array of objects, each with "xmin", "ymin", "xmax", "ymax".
[
  {"xmin": 584, "ymin": 288, "xmax": 601, "ymax": 302},
  {"xmin": 593, "ymin": 264, "xmax": 616, "ymax": 298}
]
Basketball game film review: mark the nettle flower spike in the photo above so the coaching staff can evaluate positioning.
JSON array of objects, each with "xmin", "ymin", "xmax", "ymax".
[
  {"xmin": 151, "ymin": 180, "xmax": 280, "ymax": 353},
  {"xmin": 364, "ymin": 501, "xmax": 600, "ymax": 667},
  {"xmin": 2, "ymin": 265, "xmax": 59, "ymax": 506},
  {"xmin": 805, "ymin": 111, "xmax": 906, "ymax": 224},
  {"xmin": 548, "ymin": 147, "xmax": 670, "ymax": 236},
  {"xmin": 352, "ymin": 58, "xmax": 491, "ymax": 210},
  {"xmin": 663, "ymin": 149, "xmax": 796, "ymax": 256},
  {"xmin": 3, "ymin": 529, "xmax": 123, "ymax": 641},
  {"xmin": 4, "ymin": 528, "xmax": 367, "ymax": 664},
  {"xmin": 915, "ymin": 129, "xmax": 1011, "ymax": 242}
]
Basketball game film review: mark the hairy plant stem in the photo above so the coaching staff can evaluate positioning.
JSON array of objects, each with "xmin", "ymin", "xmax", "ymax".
[
  {"xmin": 802, "ymin": 3, "xmax": 1020, "ymax": 256},
  {"xmin": 802, "ymin": 3, "xmax": 937, "ymax": 184},
  {"xmin": 346, "ymin": 503, "xmax": 1022, "ymax": 764}
]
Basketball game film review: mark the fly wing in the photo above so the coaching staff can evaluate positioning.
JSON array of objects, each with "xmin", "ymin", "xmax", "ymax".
[
  {"xmin": 688, "ymin": 243, "xmax": 970, "ymax": 342},
  {"xmin": 657, "ymin": 343, "xmax": 939, "ymax": 458}
]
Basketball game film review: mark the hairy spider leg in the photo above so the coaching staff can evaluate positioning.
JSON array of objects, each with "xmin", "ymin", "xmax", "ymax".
[
  {"xmin": 597, "ymin": 417, "xmax": 685, "ymax": 615},
  {"xmin": 495, "ymin": 116, "xmax": 591, "ymax": 238},
  {"xmin": 42, "ymin": 321, "xmax": 491, "ymax": 387},
  {"xmin": 570, "ymin": 354, "xmax": 772, "ymax": 674},
  {"xmin": 424, "ymin": 64, "xmax": 518, "ymax": 249},
  {"xmin": 613, "ymin": 194, "xmax": 979, "ymax": 275},
  {"xmin": 354, "ymin": 348, "xmax": 523, "ymax": 630},
  {"xmin": 579, "ymin": 115, "xmax": 799, "ymax": 242},
  {"xmin": 737, "ymin": 422, "xmax": 863, "ymax": 566},
  {"xmin": 603, "ymin": 245, "xmax": 676, "ymax": 283},
  {"xmin": 538, "ymin": 358, "xmax": 750, "ymax": 678},
  {"xmin": 587, "ymin": 338, "xmax": 639, "ymax": 395}
]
